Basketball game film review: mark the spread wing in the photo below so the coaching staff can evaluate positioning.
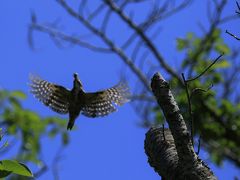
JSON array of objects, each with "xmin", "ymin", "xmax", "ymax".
[
  {"xmin": 82, "ymin": 82, "xmax": 130, "ymax": 118},
  {"xmin": 29, "ymin": 74, "xmax": 70, "ymax": 114}
]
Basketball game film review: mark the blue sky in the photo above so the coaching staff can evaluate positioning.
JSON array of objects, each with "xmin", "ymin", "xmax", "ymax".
[{"xmin": 0, "ymin": 0, "xmax": 239, "ymax": 179}]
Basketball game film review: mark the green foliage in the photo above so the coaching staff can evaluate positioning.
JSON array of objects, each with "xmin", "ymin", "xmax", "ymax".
[
  {"xmin": 0, "ymin": 129, "xmax": 33, "ymax": 178},
  {"xmin": 157, "ymin": 28, "xmax": 240, "ymax": 166},
  {"xmin": 0, "ymin": 90, "xmax": 70, "ymax": 178},
  {"xmin": 0, "ymin": 160, "xmax": 33, "ymax": 178}
]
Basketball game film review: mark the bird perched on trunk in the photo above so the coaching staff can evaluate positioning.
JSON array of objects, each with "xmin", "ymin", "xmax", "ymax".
[{"xmin": 29, "ymin": 73, "xmax": 130, "ymax": 130}]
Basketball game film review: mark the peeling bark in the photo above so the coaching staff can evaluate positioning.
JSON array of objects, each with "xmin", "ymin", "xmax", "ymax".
[{"xmin": 144, "ymin": 72, "xmax": 217, "ymax": 180}]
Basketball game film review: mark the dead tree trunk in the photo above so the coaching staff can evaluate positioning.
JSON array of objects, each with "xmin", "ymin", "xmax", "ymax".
[{"xmin": 144, "ymin": 72, "xmax": 217, "ymax": 180}]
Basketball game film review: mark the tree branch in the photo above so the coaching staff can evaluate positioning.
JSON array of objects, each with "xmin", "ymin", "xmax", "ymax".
[
  {"xmin": 145, "ymin": 72, "xmax": 217, "ymax": 179},
  {"xmin": 151, "ymin": 73, "xmax": 195, "ymax": 161},
  {"xmin": 104, "ymin": 0, "xmax": 182, "ymax": 83},
  {"xmin": 55, "ymin": 0, "xmax": 150, "ymax": 91},
  {"xmin": 226, "ymin": 30, "xmax": 240, "ymax": 41},
  {"xmin": 29, "ymin": 23, "xmax": 112, "ymax": 53}
]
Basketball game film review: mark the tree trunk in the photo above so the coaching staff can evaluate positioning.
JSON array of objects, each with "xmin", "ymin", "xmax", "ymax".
[{"xmin": 144, "ymin": 72, "xmax": 217, "ymax": 180}]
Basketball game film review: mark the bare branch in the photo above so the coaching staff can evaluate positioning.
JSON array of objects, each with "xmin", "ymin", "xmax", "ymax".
[
  {"xmin": 101, "ymin": 9, "xmax": 112, "ymax": 33},
  {"xmin": 186, "ymin": 54, "xmax": 223, "ymax": 82},
  {"xmin": 121, "ymin": 1, "xmax": 191, "ymax": 50},
  {"xmin": 87, "ymin": 3, "xmax": 106, "ymax": 21},
  {"xmin": 226, "ymin": 30, "xmax": 240, "ymax": 41},
  {"xmin": 56, "ymin": 0, "xmax": 150, "ymax": 91},
  {"xmin": 181, "ymin": 73, "xmax": 194, "ymax": 146},
  {"xmin": 104, "ymin": 0, "xmax": 182, "ymax": 83},
  {"xmin": 236, "ymin": 1, "xmax": 240, "ymax": 14},
  {"xmin": 190, "ymin": 84, "xmax": 213, "ymax": 100},
  {"xmin": 78, "ymin": 0, "xmax": 88, "ymax": 15},
  {"xmin": 30, "ymin": 23, "xmax": 112, "ymax": 53}
]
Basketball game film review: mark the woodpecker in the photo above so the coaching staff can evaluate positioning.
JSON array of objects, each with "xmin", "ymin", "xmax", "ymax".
[{"xmin": 29, "ymin": 73, "xmax": 130, "ymax": 130}]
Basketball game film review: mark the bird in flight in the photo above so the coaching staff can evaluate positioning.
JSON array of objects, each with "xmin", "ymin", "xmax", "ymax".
[{"xmin": 29, "ymin": 73, "xmax": 130, "ymax": 130}]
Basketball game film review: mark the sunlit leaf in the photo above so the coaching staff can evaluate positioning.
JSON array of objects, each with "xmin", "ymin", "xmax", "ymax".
[
  {"xmin": 0, "ymin": 160, "xmax": 33, "ymax": 177},
  {"xmin": 10, "ymin": 91, "xmax": 26, "ymax": 99},
  {"xmin": 176, "ymin": 38, "xmax": 188, "ymax": 50},
  {"xmin": 214, "ymin": 60, "xmax": 230, "ymax": 69}
]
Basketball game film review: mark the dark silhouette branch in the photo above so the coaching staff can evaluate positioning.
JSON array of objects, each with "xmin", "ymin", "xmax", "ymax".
[
  {"xmin": 181, "ymin": 73, "xmax": 194, "ymax": 146},
  {"xmin": 121, "ymin": 1, "xmax": 192, "ymax": 50},
  {"xmin": 181, "ymin": 54, "xmax": 223, "ymax": 147},
  {"xmin": 190, "ymin": 84, "xmax": 213, "ymax": 100},
  {"xmin": 87, "ymin": 3, "xmax": 106, "ymax": 21},
  {"xmin": 104, "ymin": 0, "xmax": 182, "ymax": 83},
  {"xmin": 55, "ymin": 0, "xmax": 150, "ymax": 91},
  {"xmin": 186, "ymin": 54, "xmax": 223, "ymax": 82},
  {"xmin": 236, "ymin": 1, "xmax": 240, "ymax": 14},
  {"xmin": 29, "ymin": 23, "xmax": 111, "ymax": 53},
  {"xmin": 30, "ymin": 0, "xmax": 150, "ymax": 92},
  {"xmin": 226, "ymin": 30, "xmax": 240, "ymax": 41}
]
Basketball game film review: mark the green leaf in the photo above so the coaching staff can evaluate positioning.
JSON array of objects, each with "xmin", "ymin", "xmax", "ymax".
[
  {"xmin": 10, "ymin": 91, "xmax": 26, "ymax": 99},
  {"xmin": 0, "ymin": 160, "xmax": 33, "ymax": 177},
  {"xmin": 215, "ymin": 43, "xmax": 230, "ymax": 54},
  {"xmin": 176, "ymin": 38, "xmax": 188, "ymax": 50},
  {"xmin": 214, "ymin": 60, "xmax": 230, "ymax": 69},
  {"xmin": 0, "ymin": 170, "xmax": 11, "ymax": 178}
]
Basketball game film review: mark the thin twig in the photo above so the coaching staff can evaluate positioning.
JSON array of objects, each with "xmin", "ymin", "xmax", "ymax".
[
  {"xmin": 78, "ymin": 0, "xmax": 88, "ymax": 15},
  {"xmin": 181, "ymin": 73, "xmax": 194, "ymax": 146},
  {"xmin": 121, "ymin": 0, "xmax": 191, "ymax": 50},
  {"xmin": 101, "ymin": 9, "xmax": 112, "ymax": 33},
  {"xmin": 87, "ymin": 3, "xmax": 106, "ymax": 21},
  {"xmin": 182, "ymin": 54, "xmax": 223, "ymax": 146},
  {"xmin": 104, "ymin": 0, "xmax": 182, "ymax": 83},
  {"xmin": 56, "ymin": 0, "xmax": 151, "ymax": 91},
  {"xmin": 29, "ymin": 23, "xmax": 111, "ymax": 53},
  {"xmin": 190, "ymin": 84, "xmax": 213, "ymax": 100},
  {"xmin": 236, "ymin": 1, "xmax": 240, "ymax": 14},
  {"xmin": 186, "ymin": 54, "xmax": 224, "ymax": 82},
  {"xmin": 226, "ymin": 30, "xmax": 240, "ymax": 41}
]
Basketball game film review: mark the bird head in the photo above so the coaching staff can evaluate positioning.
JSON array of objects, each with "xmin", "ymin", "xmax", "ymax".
[
  {"xmin": 73, "ymin": 73, "xmax": 78, "ymax": 79},
  {"xmin": 73, "ymin": 73, "xmax": 83, "ymax": 89}
]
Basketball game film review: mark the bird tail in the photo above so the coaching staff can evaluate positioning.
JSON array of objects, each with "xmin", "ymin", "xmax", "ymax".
[
  {"xmin": 67, "ymin": 114, "xmax": 77, "ymax": 130},
  {"xmin": 67, "ymin": 120, "xmax": 75, "ymax": 130}
]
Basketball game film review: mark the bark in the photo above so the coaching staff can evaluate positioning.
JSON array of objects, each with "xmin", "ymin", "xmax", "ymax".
[{"xmin": 144, "ymin": 72, "xmax": 217, "ymax": 180}]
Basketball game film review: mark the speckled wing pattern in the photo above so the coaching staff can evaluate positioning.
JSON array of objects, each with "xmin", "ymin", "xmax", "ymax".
[
  {"xmin": 29, "ymin": 75, "xmax": 70, "ymax": 114},
  {"xmin": 82, "ymin": 82, "xmax": 130, "ymax": 118}
]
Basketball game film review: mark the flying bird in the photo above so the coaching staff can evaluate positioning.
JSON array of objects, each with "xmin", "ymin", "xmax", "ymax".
[{"xmin": 29, "ymin": 73, "xmax": 130, "ymax": 130}]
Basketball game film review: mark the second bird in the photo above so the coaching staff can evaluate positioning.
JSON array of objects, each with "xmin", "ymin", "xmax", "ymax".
[{"xmin": 29, "ymin": 73, "xmax": 130, "ymax": 130}]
